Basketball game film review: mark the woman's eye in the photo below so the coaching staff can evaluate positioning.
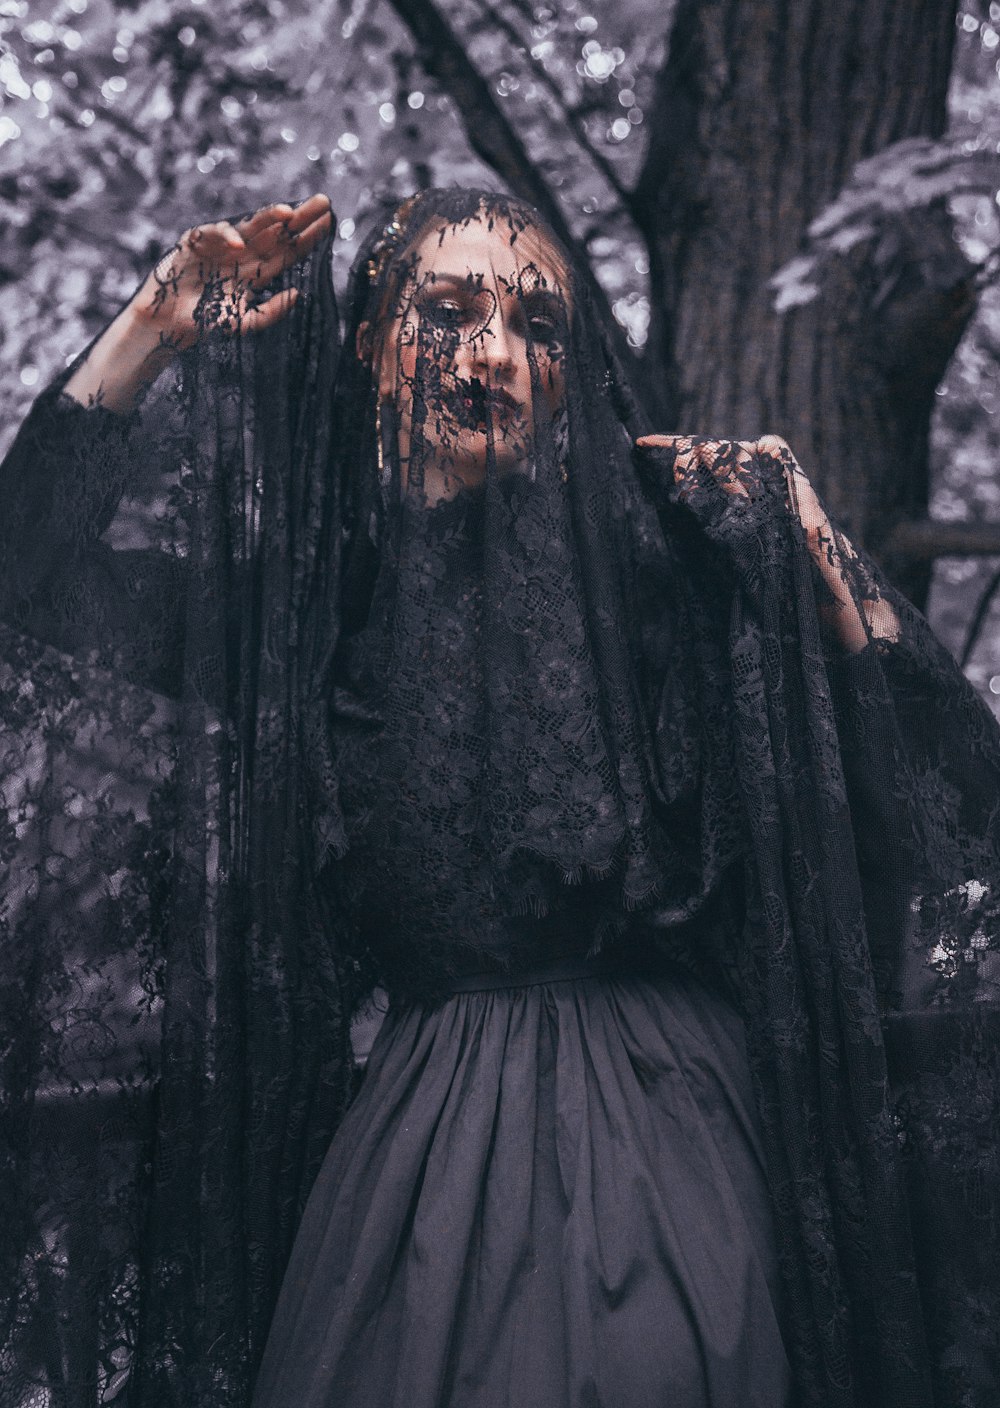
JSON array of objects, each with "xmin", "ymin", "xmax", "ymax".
[
  {"xmin": 529, "ymin": 317, "xmax": 557, "ymax": 341},
  {"xmin": 527, "ymin": 313, "xmax": 563, "ymax": 350},
  {"xmin": 426, "ymin": 299, "xmax": 466, "ymax": 326}
]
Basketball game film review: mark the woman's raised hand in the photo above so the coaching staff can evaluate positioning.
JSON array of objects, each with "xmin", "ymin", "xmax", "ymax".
[
  {"xmin": 634, "ymin": 432, "xmax": 813, "ymax": 520},
  {"xmin": 63, "ymin": 194, "xmax": 333, "ymax": 414},
  {"xmin": 635, "ymin": 433, "xmax": 899, "ymax": 652},
  {"xmin": 133, "ymin": 193, "xmax": 334, "ymax": 350}
]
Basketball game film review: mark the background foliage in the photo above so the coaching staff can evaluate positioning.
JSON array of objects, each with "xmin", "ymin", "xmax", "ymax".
[{"xmin": 3, "ymin": 0, "xmax": 1000, "ymax": 696}]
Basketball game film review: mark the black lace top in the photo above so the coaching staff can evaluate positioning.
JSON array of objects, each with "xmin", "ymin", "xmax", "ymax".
[{"xmin": 328, "ymin": 486, "xmax": 651, "ymax": 998}]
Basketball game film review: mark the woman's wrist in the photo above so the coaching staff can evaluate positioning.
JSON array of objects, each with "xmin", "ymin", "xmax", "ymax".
[{"xmin": 63, "ymin": 297, "xmax": 179, "ymax": 415}]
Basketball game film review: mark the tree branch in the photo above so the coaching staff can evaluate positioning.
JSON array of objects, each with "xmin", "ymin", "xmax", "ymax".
[
  {"xmin": 959, "ymin": 563, "xmax": 1000, "ymax": 667},
  {"xmin": 386, "ymin": 0, "xmax": 580, "ymax": 246},
  {"xmin": 384, "ymin": 0, "xmax": 651, "ymax": 400},
  {"xmin": 881, "ymin": 519, "xmax": 1000, "ymax": 561},
  {"xmin": 472, "ymin": 0, "xmax": 636, "ymax": 214}
]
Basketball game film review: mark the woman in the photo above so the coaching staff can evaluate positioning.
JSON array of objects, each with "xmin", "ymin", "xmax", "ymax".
[{"xmin": 0, "ymin": 188, "xmax": 997, "ymax": 1408}]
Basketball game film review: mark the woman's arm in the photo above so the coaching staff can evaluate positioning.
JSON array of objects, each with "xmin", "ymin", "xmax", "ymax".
[
  {"xmin": 635, "ymin": 431, "xmax": 901, "ymax": 654},
  {"xmin": 63, "ymin": 195, "xmax": 332, "ymax": 415},
  {"xmin": 0, "ymin": 196, "xmax": 333, "ymax": 684}
]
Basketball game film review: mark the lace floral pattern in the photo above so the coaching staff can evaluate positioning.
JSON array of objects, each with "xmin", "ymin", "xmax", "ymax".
[{"xmin": 0, "ymin": 189, "xmax": 996, "ymax": 1406}]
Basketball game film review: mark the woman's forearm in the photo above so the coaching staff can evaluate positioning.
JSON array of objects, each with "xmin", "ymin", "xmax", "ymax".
[
  {"xmin": 804, "ymin": 520, "xmax": 901, "ymax": 654},
  {"xmin": 62, "ymin": 196, "xmax": 332, "ymax": 418},
  {"xmin": 63, "ymin": 300, "xmax": 179, "ymax": 416}
]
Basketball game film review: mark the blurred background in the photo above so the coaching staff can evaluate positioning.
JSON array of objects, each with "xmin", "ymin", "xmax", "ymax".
[{"xmin": 2, "ymin": 0, "xmax": 1000, "ymax": 700}]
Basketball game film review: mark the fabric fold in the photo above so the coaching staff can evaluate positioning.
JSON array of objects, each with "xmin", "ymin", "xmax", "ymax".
[{"xmin": 251, "ymin": 967, "xmax": 792, "ymax": 1408}]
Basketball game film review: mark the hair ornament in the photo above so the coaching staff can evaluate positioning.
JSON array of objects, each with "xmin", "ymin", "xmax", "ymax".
[{"xmin": 366, "ymin": 195, "xmax": 420, "ymax": 282}]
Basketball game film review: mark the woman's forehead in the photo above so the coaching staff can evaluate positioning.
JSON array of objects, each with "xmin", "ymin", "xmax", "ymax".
[{"xmin": 410, "ymin": 217, "xmax": 568, "ymax": 290}]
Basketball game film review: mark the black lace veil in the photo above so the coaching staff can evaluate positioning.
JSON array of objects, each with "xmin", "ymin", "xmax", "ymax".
[
  {"xmin": 0, "ymin": 187, "xmax": 997, "ymax": 1406},
  {"xmin": 317, "ymin": 190, "xmax": 744, "ymax": 999}
]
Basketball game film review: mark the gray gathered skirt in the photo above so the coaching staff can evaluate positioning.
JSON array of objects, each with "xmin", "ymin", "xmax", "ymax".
[{"xmin": 250, "ymin": 961, "xmax": 793, "ymax": 1408}]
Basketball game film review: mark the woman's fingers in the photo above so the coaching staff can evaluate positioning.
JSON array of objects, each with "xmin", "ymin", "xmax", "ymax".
[
  {"xmin": 755, "ymin": 433, "xmax": 793, "ymax": 460},
  {"xmin": 186, "ymin": 220, "xmax": 245, "ymax": 255},
  {"xmin": 635, "ymin": 434, "xmax": 688, "ymax": 451},
  {"xmin": 231, "ymin": 204, "xmax": 301, "ymax": 270},
  {"xmin": 240, "ymin": 194, "xmax": 331, "ymax": 255},
  {"xmin": 282, "ymin": 204, "xmax": 334, "ymax": 258},
  {"xmin": 235, "ymin": 202, "xmax": 295, "ymax": 240},
  {"xmin": 239, "ymin": 286, "xmax": 299, "ymax": 335},
  {"xmin": 244, "ymin": 208, "xmax": 333, "ymax": 289},
  {"xmin": 183, "ymin": 195, "xmax": 332, "ymax": 269},
  {"xmin": 635, "ymin": 435, "xmax": 759, "ymax": 499},
  {"xmin": 186, "ymin": 200, "xmax": 333, "ymax": 297},
  {"xmin": 214, "ymin": 220, "xmax": 245, "ymax": 250},
  {"xmin": 286, "ymin": 192, "xmax": 332, "ymax": 234},
  {"xmin": 144, "ymin": 198, "xmax": 331, "ymax": 343}
]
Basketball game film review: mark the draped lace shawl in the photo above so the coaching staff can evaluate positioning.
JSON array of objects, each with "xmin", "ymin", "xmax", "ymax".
[{"xmin": 0, "ymin": 192, "xmax": 997, "ymax": 1407}]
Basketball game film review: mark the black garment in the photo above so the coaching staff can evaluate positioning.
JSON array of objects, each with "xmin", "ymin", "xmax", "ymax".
[
  {"xmin": 250, "ymin": 960, "xmax": 793, "ymax": 1408},
  {"xmin": 0, "ymin": 189, "xmax": 998, "ymax": 1408},
  {"xmin": 251, "ymin": 496, "xmax": 791, "ymax": 1402}
]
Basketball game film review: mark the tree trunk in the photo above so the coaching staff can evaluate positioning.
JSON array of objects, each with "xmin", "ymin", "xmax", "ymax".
[{"xmin": 633, "ymin": 0, "xmax": 972, "ymax": 605}]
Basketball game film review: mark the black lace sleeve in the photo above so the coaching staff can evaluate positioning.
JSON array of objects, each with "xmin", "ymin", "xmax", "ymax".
[
  {"xmin": 634, "ymin": 434, "xmax": 1000, "ymax": 1407},
  {"xmin": 0, "ymin": 233, "xmax": 357, "ymax": 1408},
  {"xmin": 826, "ymin": 632, "xmax": 1000, "ymax": 1408},
  {"xmin": 0, "ymin": 385, "xmax": 185, "ymax": 694}
]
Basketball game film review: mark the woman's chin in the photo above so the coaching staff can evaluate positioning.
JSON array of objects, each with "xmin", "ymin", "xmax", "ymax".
[
  {"xmin": 457, "ymin": 429, "xmax": 534, "ymax": 477},
  {"xmin": 406, "ymin": 428, "xmax": 535, "ymax": 499}
]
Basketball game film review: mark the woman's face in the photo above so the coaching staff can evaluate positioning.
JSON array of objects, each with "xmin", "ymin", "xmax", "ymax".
[{"xmin": 369, "ymin": 215, "xmax": 570, "ymax": 499}]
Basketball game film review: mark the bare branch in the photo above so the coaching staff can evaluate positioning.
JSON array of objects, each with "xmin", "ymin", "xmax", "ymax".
[
  {"xmin": 471, "ymin": 0, "xmax": 636, "ymax": 213},
  {"xmin": 386, "ymin": 0, "xmax": 579, "ymax": 244},
  {"xmin": 384, "ymin": 0, "xmax": 648, "ymax": 392},
  {"xmin": 960, "ymin": 565, "xmax": 1000, "ymax": 668},
  {"xmin": 881, "ymin": 519, "xmax": 1000, "ymax": 561}
]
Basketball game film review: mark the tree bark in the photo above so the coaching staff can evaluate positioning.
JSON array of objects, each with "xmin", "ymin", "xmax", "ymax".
[{"xmin": 633, "ymin": 0, "xmax": 972, "ymax": 604}]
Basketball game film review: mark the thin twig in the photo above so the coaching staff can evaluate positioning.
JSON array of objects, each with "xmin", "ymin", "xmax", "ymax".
[
  {"xmin": 384, "ymin": 0, "xmax": 644, "ymax": 384},
  {"xmin": 471, "ymin": 0, "xmax": 636, "ymax": 213},
  {"xmin": 960, "ymin": 565, "xmax": 1000, "ymax": 668}
]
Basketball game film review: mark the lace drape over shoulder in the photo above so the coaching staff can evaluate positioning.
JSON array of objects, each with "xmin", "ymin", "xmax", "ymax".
[{"xmin": 0, "ymin": 188, "xmax": 997, "ymax": 1407}]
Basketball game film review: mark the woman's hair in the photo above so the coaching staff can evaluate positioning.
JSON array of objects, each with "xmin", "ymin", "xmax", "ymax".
[{"xmin": 348, "ymin": 187, "xmax": 573, "ymax": 337}]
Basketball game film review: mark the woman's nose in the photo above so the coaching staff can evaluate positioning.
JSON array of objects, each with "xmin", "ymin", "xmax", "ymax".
[{"xmin": 471, "ymin": 318, "xmax": 516, "ymax": 381}]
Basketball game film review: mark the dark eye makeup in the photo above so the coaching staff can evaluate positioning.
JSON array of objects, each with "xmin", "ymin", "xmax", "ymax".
[
  {"xmin": 415, "ymin": 281, "xmax": 566, "ymax": 349},
  {"xmin": 522, "ymin": 293, "xmax": 565, "ymax": 345}
]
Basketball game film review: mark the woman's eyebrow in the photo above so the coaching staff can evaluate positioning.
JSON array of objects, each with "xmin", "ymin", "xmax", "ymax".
[
  {"xmin": 418, "ymin": 268, "xmax": 568, "ymax": 304},
  {"xmin": 522, "ymin": 286, "xmax": 564, "ymax": 304},
  {"xmin": 422, "ymin": 268, "xmax": 561, "ymax": 291},
  {"xmin": 421, "ymin": 271, "xmax": 485, "ymax": 291}
]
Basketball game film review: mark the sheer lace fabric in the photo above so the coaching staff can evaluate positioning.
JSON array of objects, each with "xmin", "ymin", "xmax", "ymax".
[{"xmin": 0, "ymin": 189, "xmax": 996, "ymax": 1406}]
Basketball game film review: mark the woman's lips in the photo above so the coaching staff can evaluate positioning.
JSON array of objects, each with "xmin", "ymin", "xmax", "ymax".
[
  {"xmin": 490, "ymin": 389, "xmax": 524, "ymax": 420},
  {"xmin": 449, "ymin": 383, "xmax": 524, "ymax": 430}
]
